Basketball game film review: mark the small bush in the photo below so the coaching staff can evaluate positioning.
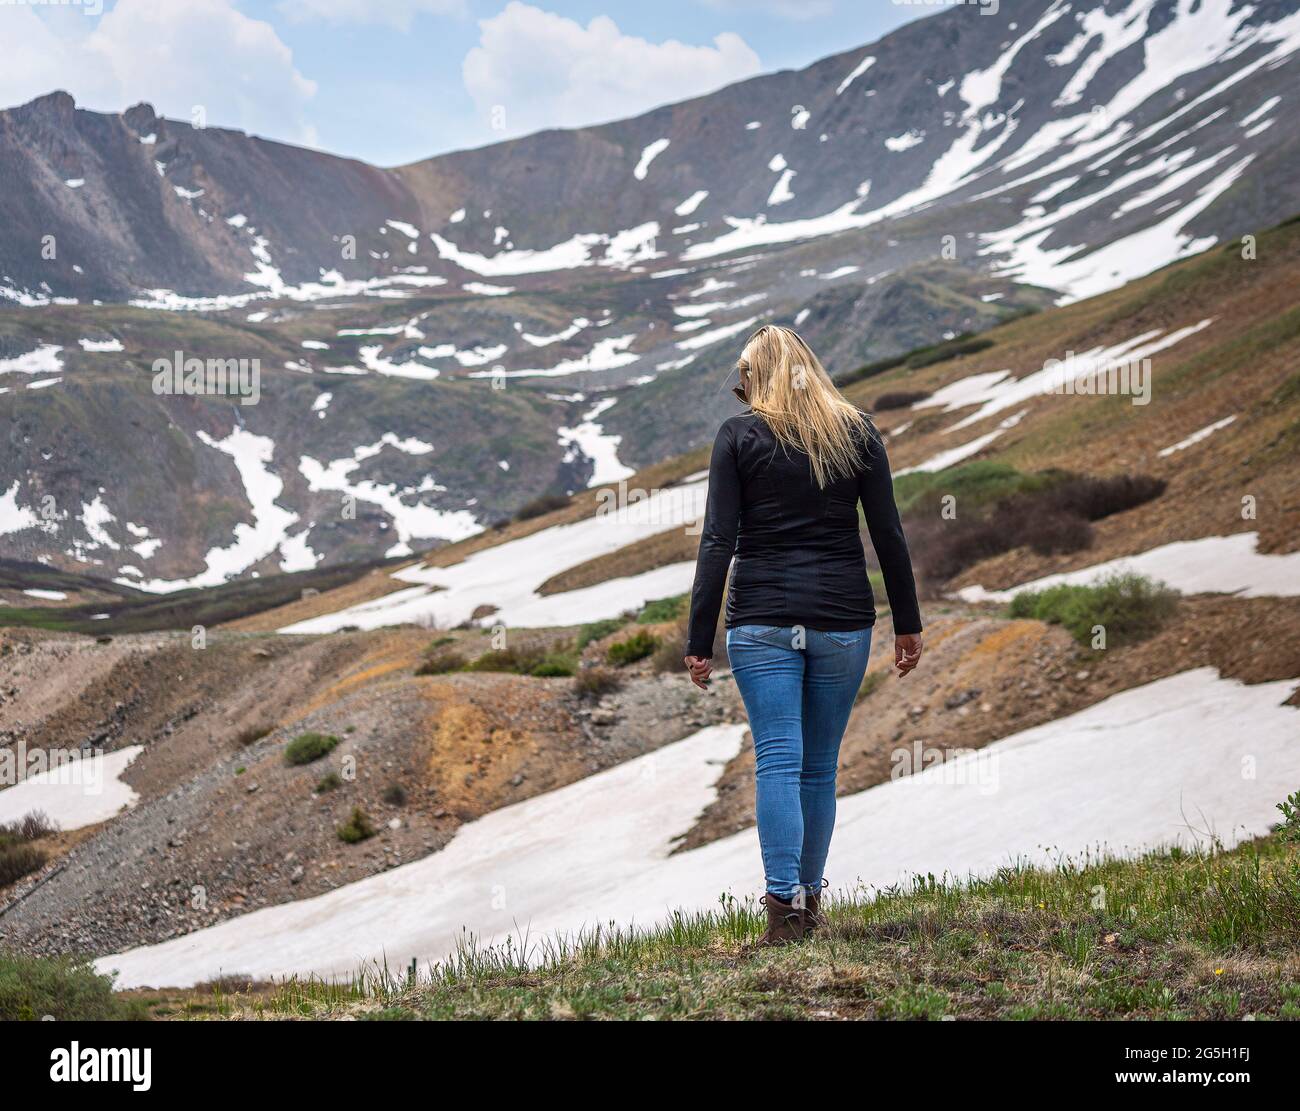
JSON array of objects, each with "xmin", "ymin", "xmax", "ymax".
[
  {"xmin": 1, "ymin": 812, "xmax": 56, "ymax": 842},
  {"xmin": 1277, "ymin": 792, "xmax": 1300, "ymax": 843},
  {"xmin": 874, "ymin": 390, "xmax": 932, "ymax": 410},
  {"xmin": 0, "ymin": 954, "xmax": 149, "ymax": 1021},
  {"xmin": 416, "ymin": 649, "xmax": 466, "ymax": 676},
  {"xmin": 0, "ymin": 811, "xmax": 57, "ymax": 888},
  {"xmin": 381, "ymin": 784, "xmax": 408, "ymax": 807},
  {"xmin": 1007, "ymin": 573, "xmax": 1178, "ymax": 647},
  {"xmin": 284, "ymin": 732, "xmax": 341, "ymax": 766},
  {"xmin": 607, "ymin": 630, "xmax": 659, "ymax": 667},
  {"xmin": 1051, "ymin": 474, "xmax": 1166, "ymax": 521},
  {"xmin": 577, "ymin": 618, "xmax": 625, "ymax": 649},
  {"xmin": 465, "ymin": 643, "xmax": 577, "ymax": 677},
  {"xmin": 530, "ymin": 655, "xmax": 576, "ymax": 677},
  {"xmin": 573, "ymin": 668, "xmax": 624, "ymax": 699},
  {"xmin": 0, "ymin": 843, "xmax": 45, "ymax": 888},
  {"xmin": 235, "ymin": 723, "xmax": 273, "ymax": 747},
  {"xmin": 1015, "ymin": 510, "xmax": 1094, "ymax": 556},
  {"xmin": 514, "ymin": 492, "xmax": 570, "ymax": 521},
  {"xmin": 337, "ymin": 807, "xmax": 376, "ymax": 844},
  {"xmin": 316, "ymin": 772, "xmax": 342, "ymax": 793},
  {"xmin": 637, "ymin": 594, "xmax": 687, "ymax": 625},
  {"xmin": 650, "ymin": 618, "xmax": 690, "ymax": 674}
]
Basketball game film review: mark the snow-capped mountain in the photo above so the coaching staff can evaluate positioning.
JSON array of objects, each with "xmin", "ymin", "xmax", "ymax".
[{"xmin": 1, "ymin": 0, "xmax": 1298, "ymax": 585}]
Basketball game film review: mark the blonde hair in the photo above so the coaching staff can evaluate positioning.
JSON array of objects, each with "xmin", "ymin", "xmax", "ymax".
[{"xmin": 736, "ymin": 324, "xmax": 872, "ymax": 488}]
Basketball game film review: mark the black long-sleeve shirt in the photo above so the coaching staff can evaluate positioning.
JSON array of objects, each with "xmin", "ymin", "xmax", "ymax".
[{"xmin": 685, "ymin": 412, "xmax": 922, "ymax": 658}]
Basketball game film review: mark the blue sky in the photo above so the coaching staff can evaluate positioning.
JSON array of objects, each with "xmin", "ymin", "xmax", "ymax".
[{"xmin": 1, "ymin": 0, "xmax": 924, "ymax": 166}]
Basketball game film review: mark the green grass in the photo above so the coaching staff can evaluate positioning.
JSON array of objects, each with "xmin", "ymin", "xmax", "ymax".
[
  {"xmin": 577, "ymin": 618, "xmax": 626, "ymax": 649},
  {"xmin": 636, "ymin": 594, "xmax": 687, "ymax": 625},
  {"xmin": 0, "ymin": 954, "xmax": 148, "ymax": 1021},
  {"xmin": 283, "ymin": 732, "xmax": 341, "ymax": 766},
  {"xmin": 1007, "ymin": 573, "xmax": 1179, "ymax": 648},
  {"xmin": 141, "ymin": 830, "xmax": 1300, "ymax": 1021},
  {"xmin": 892, "ymin": 460, "xmax": 1066, "ymax": 515}
]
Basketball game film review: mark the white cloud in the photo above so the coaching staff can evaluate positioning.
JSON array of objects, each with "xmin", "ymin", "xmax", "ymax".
[
  {"xmin": 700, "ymin": 0, "xmax": 835, "ymax": 19},
  {"xmin": 463, "ymin": 2, "xmax": 761, "ymax": 140},
  {"xmin": 0, "ymin": 0, "xmax": 318, "ymax": 145},
  {"xmin": 277, "ymin": 0, "xmax": 467, "ymax": 31}
]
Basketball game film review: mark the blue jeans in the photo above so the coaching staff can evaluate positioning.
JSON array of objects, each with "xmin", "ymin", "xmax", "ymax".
[{"xmin": 726, "ymin": 624, "xmax": 871, "ymax": 903}]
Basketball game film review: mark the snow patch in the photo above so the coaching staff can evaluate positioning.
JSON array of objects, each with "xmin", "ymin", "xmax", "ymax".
[
  {"xmin": 957, "ymin": 532, "xmax": 1300, "ymax": 603},
  {"xmin": 634, "ymin": 138, "xmax": 670, "ymax": 180},
  {"xmin": 0, "ymin": 746, "xmax": 144, "ymax": 832}
]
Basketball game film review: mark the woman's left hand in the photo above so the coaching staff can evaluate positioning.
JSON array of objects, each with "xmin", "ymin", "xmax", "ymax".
[{"xmin": 684, "ymin": 655, "xmax": 713, "ymax": 690}]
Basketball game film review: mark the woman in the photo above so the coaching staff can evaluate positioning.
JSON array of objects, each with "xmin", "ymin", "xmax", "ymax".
[{"xmin": 684, "ymin": 324, "xmax": 923, "ymax": 947}]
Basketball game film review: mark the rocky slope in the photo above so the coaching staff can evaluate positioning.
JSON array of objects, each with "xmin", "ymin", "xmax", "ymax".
[{"xmin": 2, "ymin": 0, "xmax": 1299, "ymax": 586}]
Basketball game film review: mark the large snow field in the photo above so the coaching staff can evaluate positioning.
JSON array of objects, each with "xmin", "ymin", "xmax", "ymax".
[
  {"xmin": 96, "ymin": 668, "xmax": 1299, "ymax": 989},
  {"xmin": 279, "ymin": 479, "xmax": 708, "ymax": 634}
]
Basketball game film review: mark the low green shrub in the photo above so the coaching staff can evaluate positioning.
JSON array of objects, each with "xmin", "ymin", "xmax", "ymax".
[
  {"xmin": 1007, "ymin": 573, "xmax": 1178, "ymax": 647},
  {"xmin": 530, "ymin": 656, "xmax": 576, "ymax": 677},
  {"xmin": 0, "ymin": 953, "xmax": 148, "ymax": 1021},
  {"xmin": 284, "ymin": 732, "xmax": 341, "ymax": 766},
  {"xmin": 466, "ymin": 643, "xmax": 577, "ymax": 677},
  {"xmin": 337, "ymin": 807, "xmax": 376, "ymax": 844},
  {"xmin": 607, "ymin": 630, "xmax": 659, "ymax": 667}
]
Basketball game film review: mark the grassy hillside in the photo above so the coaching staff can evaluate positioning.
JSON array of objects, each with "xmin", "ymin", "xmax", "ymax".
[{"xmin": 7, "ymin": 824, "xmax": 1285, "ymax": 1021}]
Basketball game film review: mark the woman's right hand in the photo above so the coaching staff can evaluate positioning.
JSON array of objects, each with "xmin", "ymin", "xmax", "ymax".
[
  {"xmin": 894, "ymin": 634, "xmax": 923, "ymax": 678},
  {"xmin": 684, "ymin": 655, "xmax": 713, "ymax": 690}
]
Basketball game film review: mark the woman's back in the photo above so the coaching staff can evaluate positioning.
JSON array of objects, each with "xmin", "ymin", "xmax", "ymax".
[{"xmin": 685, "ymin": 410, "xmax": 921, "ymax": 658}]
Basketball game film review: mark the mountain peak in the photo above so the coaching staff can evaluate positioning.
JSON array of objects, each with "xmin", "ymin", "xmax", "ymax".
[
  {"xmin": 19, "ymin": 90, "xmax": 76, "ymax": 118},
  {"xmin": 123, "ymin": 101, "xmax": 160, "ymax": 133}
]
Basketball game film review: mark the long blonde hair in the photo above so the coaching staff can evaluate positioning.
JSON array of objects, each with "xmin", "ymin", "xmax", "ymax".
[{"xmin": 736, "ymin": 324, "xmax": 872, "ymax": 488}]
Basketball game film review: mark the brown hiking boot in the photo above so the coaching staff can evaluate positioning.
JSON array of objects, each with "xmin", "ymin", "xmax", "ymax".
[
  {"xmin": 803, "ymin": 880, "xmax": 830, "ymax": 938},
  {"xmin": 759, "ymin": 893, "xmax": 805, "ymax": 947}
]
